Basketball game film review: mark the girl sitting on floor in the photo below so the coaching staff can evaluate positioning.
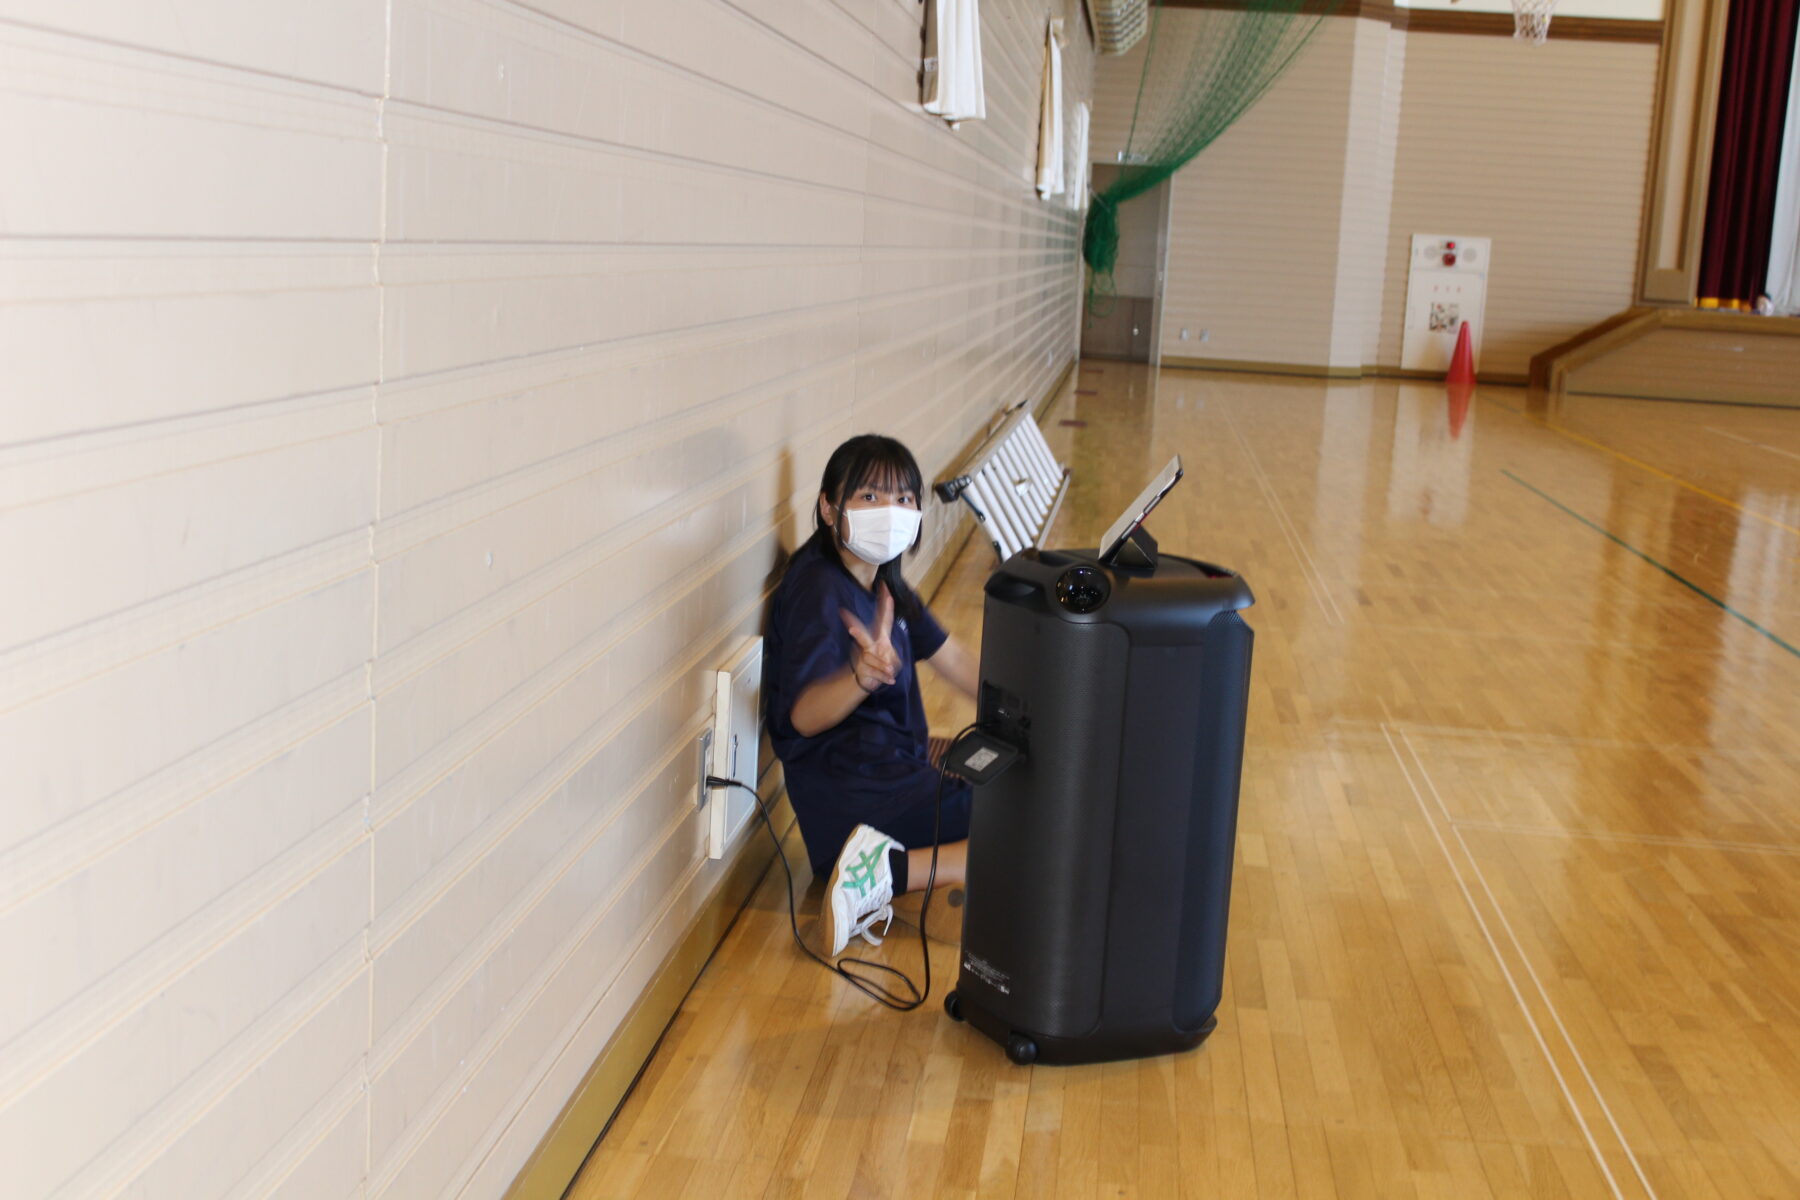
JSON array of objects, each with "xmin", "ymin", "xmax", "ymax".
[{"xmin": 764, "ymin": 434, "xmax": 979, "ymax": 956}]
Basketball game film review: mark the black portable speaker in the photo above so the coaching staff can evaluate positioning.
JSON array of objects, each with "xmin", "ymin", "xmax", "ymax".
[{"xmin": 944, "ymin": 542, "xmax": 1254, "ymax": 1066}]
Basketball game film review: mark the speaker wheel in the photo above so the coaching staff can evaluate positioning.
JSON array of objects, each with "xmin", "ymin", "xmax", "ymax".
[
  {"xmin": 943, "ymin": 990, "xmax": 964, "ymax": 1022},
  {"xmin": 1005, "ymin": 1033, "xmax": 1038, "ymax": 1066}
]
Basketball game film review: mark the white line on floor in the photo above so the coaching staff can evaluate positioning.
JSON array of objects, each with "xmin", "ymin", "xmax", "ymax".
[{"xmin": 1382, "ymin": 723, "xmax": 1658, "ymax": 1200}]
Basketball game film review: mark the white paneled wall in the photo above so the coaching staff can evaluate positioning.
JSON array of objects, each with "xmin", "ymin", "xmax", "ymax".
[
  {"xmin": 1093, "ymin": 11, "xmax": 1659, "ymax": 376},
  {"xmin": 1160, "ymin": 17, "xmax": 1358, "ymax": 368},
  {"xmin": 1377, "ymin": 31, "xmax": 1658, "ymax": 376},
  {"xmin": 0, "ymin": 2, "xmax": 1092, "ymax": 1196}
]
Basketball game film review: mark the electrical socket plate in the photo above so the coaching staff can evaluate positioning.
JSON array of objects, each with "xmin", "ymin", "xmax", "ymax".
[
  {"xmin": 708, "ymin": 636, "xmax": 765, "ymax": 859},
  {"xmin": 694, "ymin": 728, "xmax": 713, "ymax": 810}
]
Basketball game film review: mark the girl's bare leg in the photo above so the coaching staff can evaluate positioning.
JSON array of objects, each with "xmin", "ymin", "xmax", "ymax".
[{"xmin": 904, "ymin": 840, "xmax": 966, "ymax": 892}]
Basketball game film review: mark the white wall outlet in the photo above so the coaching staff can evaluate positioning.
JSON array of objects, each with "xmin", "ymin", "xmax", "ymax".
[
  {"xmin": 1199, "ymin": 329, "xmax": 1210, "ymax": 344},
  {"xmin": 1179, "ymin": 327, "xmax": 1191, "ymax": 341},
  {"xmin": 694, "ymin": 728, "xmax": 713, "ymax": 810},
  {"xmin": 707, "ymin": 637, "xmax": 765, "ymax": 860}
]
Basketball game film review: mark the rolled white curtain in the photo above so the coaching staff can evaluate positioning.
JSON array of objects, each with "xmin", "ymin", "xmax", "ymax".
[
  {"xmin": 1767, "ymin": 18, "xmax": 1800, "ymax": 312},
  {"xmin": 1036, "ymin": 20, "xmax": 1065, "ymax": 199},
  {"xmin": 923, "ymin": 0, "xmax": 986, "ymax": 123},
  {"xmin": 1069, "ymin": 101, "xmax": 1091, "ymax": 210}
]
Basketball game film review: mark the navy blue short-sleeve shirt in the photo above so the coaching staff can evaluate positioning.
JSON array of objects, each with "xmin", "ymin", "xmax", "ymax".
[{"xmin": 764, "ymin": 539, "xmax": 960, "ymax": 872}]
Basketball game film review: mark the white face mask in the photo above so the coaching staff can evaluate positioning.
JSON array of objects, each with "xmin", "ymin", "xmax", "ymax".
[{"xmin": 842, "ymin": 504, "xmax": 922, "ymax": 566}]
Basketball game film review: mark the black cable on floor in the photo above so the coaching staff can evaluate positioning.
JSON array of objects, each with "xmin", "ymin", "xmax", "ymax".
[{"xmin": 705, "ymin": 721, "xmax": 977, "ymax": 1012}]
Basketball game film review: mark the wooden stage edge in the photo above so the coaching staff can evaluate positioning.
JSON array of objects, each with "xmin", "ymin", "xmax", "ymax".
[
  {"xmin": 500, "ymin": 360, "xmax": 1077, "ymax": 1200},
  {"xmin": 1533, "ymin": 306, "xmax": 1800, "ymax": 407}
]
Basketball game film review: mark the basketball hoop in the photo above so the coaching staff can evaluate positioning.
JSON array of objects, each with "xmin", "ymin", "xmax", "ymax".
[{"xmin": 1511, "ymin": 0, "xmax": 1557, "ymax": 43}]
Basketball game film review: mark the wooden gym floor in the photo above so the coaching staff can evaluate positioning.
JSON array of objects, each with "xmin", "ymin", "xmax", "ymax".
[{"xmin": 570, "ymin": 363, "xmax": 1800, "ymax": 1200}]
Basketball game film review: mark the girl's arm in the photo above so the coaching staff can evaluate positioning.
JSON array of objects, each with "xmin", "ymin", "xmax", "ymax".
[
  {"xmin": 790, "ymin": 585, "xmax": 902, "ymax": 738},
  {"xmin": 924, "ymin": 634, "xmax": 980, "ymax": 699},
  {"xmin": 790, "ymin": 664, "xmax": 879, "ymax": 738}
]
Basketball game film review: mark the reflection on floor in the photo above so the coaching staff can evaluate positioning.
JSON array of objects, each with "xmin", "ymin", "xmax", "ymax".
[{"xmin": 571, "ymin": 363, "xmax": 1800, "ymax": 1200}]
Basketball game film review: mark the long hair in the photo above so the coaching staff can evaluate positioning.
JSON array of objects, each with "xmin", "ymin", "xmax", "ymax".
[{"xmin": 806, "ymin": 434, "xmax": 925, "ymax": 622}]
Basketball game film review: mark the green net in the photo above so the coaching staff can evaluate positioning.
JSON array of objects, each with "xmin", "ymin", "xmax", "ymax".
[{"xmin": 1083, "ymin": 0, "xmax": 1337, "ymax": 293}]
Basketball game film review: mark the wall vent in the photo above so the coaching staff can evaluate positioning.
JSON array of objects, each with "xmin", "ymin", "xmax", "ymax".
[{"xmin": 1088, "ymin": 0, "xmax": 1149, "ymax": 55}]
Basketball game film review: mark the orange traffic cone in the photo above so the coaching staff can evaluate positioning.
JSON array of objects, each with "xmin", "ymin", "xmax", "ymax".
[
  {"xmin": 1446, "ymin": 320, "xmax": 1475, "ymax": 386},
  {"xmin": 1446, "ymin": 380, "xmax": 1472, "ymax": 439}
]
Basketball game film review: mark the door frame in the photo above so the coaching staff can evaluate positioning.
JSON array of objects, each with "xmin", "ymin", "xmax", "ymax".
[{"xmin": 1147, "ymin": 177, "xmax": 1174, "ymax": 367}]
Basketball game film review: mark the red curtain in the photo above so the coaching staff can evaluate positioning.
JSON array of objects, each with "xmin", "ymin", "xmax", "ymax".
[{"xmin": 1697, "ymin": 0, "xmax": 1800, "ymax": 309}]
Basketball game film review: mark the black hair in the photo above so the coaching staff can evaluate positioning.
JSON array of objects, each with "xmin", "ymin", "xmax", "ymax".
[{"xmin": 806, "ymin": 434, "xmax": 925, "ymax": 622}]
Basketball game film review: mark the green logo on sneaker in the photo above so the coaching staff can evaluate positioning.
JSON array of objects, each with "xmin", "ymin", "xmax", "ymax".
[{"xmin": 841, "ymin": 842, "xmax": 888, "ymax": 896}]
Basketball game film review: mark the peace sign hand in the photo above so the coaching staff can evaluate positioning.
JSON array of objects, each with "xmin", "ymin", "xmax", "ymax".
[{"xmin": 841, "ymin": 584, "xmax": 901, "ymax": 693}]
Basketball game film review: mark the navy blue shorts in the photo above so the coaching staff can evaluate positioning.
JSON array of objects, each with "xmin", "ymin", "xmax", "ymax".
[{"xmin": 796, "ymin": 778, "xmax": 973, "ymax": 877}]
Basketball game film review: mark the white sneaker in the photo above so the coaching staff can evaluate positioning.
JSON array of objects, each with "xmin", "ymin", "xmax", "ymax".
[{"xmin": 823, "ymin": 824, "xmax": 901, "ymax": 957}]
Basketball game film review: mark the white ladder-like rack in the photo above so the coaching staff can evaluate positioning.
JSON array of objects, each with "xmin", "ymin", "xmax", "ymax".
[{"xmin": 934, "ymin": 406, "xmax": 1071, "ymax": 561}]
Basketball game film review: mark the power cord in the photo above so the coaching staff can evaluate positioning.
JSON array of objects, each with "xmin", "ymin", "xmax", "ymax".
[{"xmin": 704, "ymin": 721, "xmax": 978, "ymax": 1012}]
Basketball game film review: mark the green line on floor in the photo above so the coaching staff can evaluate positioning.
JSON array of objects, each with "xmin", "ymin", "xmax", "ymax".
[{"xmin": 1501, "ymin": 469, "xmax": 1800, "ymax": 661}]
